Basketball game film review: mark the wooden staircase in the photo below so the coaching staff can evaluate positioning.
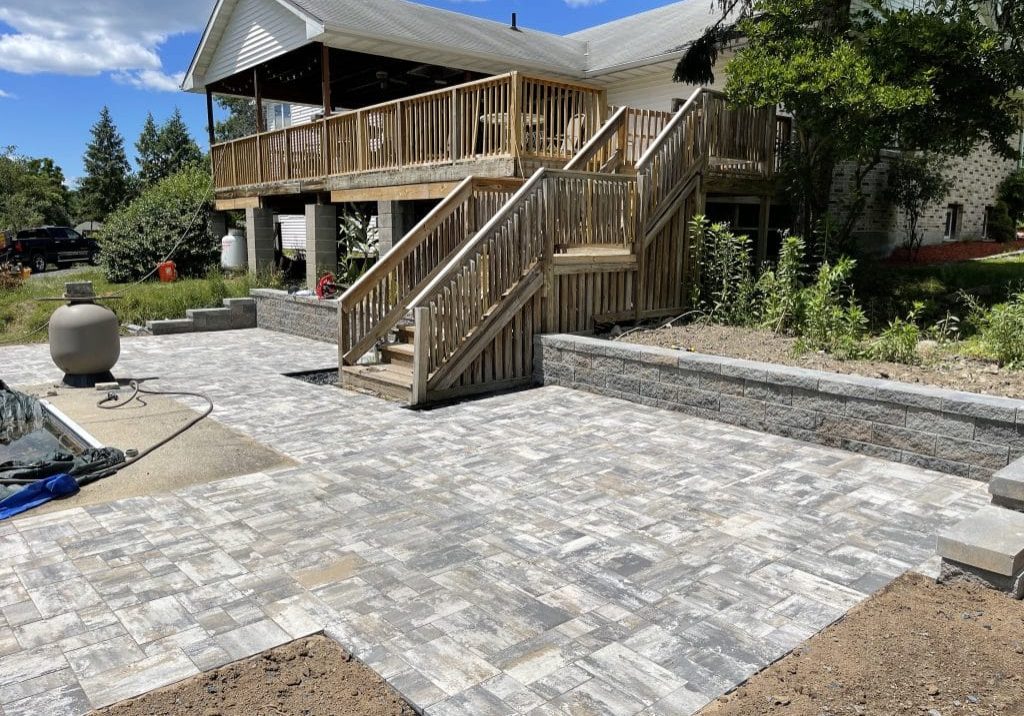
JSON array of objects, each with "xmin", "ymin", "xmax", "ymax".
[
  {"xmin": 341, "ymin": 325, "xmax": 416, "ymax": 401},
  {"xmin": 338, "ymin": 89, "xmax": 781, "ymax": 406}
]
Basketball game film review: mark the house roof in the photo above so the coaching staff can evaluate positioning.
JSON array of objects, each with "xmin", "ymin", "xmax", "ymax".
[
  {"xmin": 570, "ymin": 2, "xmax": 725, "ymax": 73},
  {"xmin": 289, "ymin": 0, "xmax": 588, "ymax": 73},
  {"xmin": 185, "ymin": 0, "xmax": 719, "ymax": 90}
]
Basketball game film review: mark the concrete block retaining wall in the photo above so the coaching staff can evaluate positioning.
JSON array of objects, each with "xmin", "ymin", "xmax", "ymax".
[
  {"xmin": 535, "ymin": 334, "xmax": 1024, "ymax": 481},
  {"xmin": 250, "ymin": 289, "xmax": 338, "ymax": 344}
]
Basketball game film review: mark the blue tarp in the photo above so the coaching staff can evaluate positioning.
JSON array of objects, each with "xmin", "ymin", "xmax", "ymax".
[{"xmin": 0, "ymin": 474, "xmax": 79, "ymax": 521}]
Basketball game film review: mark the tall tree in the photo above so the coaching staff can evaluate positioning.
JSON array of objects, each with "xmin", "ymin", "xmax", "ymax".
[
  {"xmin": 676, "ymin": 0, "xmax": 1024, "ymax": 242},
  {"xmin": 135, "ymin": 113, "xmax": 161, "ymax": 187},
  {"xmin": 0, "ymin": 147, "xmax": 71, "ymax": 233},
  {"xmin": 78, "ymin": 107, "xmax": 133, "ymax": 222},
  {"xmin": 136, "ymin": 108, "xmax": 203, "ymax": 187},
  {"xmin": 213, "ymin": 97, "xmax": 258, "ymax": 142}
]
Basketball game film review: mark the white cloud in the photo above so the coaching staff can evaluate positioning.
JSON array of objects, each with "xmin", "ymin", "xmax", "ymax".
[
  {"xmin": 0, "ymin": 89, "xmax": 14, "ymax": 99},
  {"xmin": 114, "ymin": 69, "xmax": 188, "ymax": 93},
  {"xmin": 0, "ymin": 0, "xmax": 213, "ymax": 88},
  {"xmin": 564, "ymin": 0, "xmax": 609, "ymax": 6}
]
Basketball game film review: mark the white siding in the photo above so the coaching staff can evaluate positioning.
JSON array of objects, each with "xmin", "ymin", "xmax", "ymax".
[
  {"xmin": 206, "ymin": 0, "xmax": 309, "ymax": 85},
  {"xmin": 277, "ymin": 215, "xmax": 306, "ymax": 251},
  {"xmin": 604, "ymin": 65, "xmax": 728, "ymax": 112}
]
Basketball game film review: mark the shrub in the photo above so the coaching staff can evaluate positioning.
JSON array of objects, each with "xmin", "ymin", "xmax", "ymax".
[
  {"xmin": 987, "ymin": 201, "xmax": 1016, "ymax": 243},
  {"xmin": 757, "ymin": 235, "xmax": 805, "ymax": 333},
  {"xmin": 797, "ymin": 258, "xmax": 867, "ymax": 359},
  {"xmin": 998, "ymin": 168, "xmax": 1024, "ymax": 225},
  {"xmin": 98, "ymin": 166, "xmax": 217, "ymax": 283},
  {"xmin": 981, "ymin": 293, "xmax": 1024, "ymax": 368},
  {"xmin": 690, "ymin": 216, "xmax": 756, "ymax": 325},
  {"xmin": 872, "ymin": 303, "xmax": 923, "ymax": 364}
]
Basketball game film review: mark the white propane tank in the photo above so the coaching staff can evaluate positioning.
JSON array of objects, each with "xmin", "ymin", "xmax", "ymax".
[{"xmin": 221, "ymin": 229, "xmax": 248, "ymax": 271}]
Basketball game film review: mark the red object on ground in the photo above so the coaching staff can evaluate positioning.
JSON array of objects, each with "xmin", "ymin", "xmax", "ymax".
[
  {"xmin": 886, "ymin": 240, "xmax": 1024, "ymax": 266},
  {"xmin": 316, "ymin": 273, "xmax": 338, "ymax": 300},
  {"xmin": 157, "ymin": 261, "xmax": 178, "ymax": 283}
]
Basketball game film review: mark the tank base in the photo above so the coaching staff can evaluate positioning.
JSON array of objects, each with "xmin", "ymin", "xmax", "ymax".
[{"xmin": 62, "ymin": 372, "xmax": 115, "ymax": 389}]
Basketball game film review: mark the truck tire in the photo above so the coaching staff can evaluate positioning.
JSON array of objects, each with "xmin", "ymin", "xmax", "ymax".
[{"xmin": 31, "ymin": 254, "xmax": 47, "ymax": 274}]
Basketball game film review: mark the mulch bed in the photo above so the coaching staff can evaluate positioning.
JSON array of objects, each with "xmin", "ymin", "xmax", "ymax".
[
  {"xmin": 94, "ymin": 636, "xmax": 416, "ymax": 716},
  {"xmin": 887, "ymin": 240, "xmax": 1024, "ymax": 266},
  {"xmin": 698, "ymin": 573, "xmax": 1024, "ymax": 716}
]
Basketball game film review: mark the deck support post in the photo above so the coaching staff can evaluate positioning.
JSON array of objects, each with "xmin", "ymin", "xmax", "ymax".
[
  {"xmin": 411, "ymin": 307, "xmax": 431, "ymax": 406},
  {"xmin": 205, "ymin": 90, "xmax": 216, "ymax": 148},
  {"xmin": 377, "ymin": 200, "xmax": 417, "ymax": 257},
  {"xmin": 245, "ymin": 207, "xmax": 275, "ymax": 276},
  {"xmin": 305, "ymin": 203, "xmax": 338, "ymax": 291},
  {"xmin": 757, "ymin": 196, "xmax": 771, "ymax": 266},
  {"xmin": 320, "ymin": 44, "xmax": 332, "ymax": 119}
]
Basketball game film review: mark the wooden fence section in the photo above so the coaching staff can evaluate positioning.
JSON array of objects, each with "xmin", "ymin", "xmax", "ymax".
[
  {"xmin": 339, "ymin": 177, "xmax": 521, "ymax": 366},
  {"xmin": 210, "ymin": 72, "xmax": 607, "ymax": 191}
]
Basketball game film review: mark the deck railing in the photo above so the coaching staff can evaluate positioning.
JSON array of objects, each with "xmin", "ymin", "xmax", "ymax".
[
  {"xmin": 339, "ymin": 176, "xmax": 521, "ymax": 366},
  {"xmin": 210, "ymin": 72, "xmax": 607, "ymax": 191}
]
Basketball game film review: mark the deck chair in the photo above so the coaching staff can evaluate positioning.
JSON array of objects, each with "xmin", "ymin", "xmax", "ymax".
[{"xmin": 555, "ymin": 114, "xmax": 588, "ymax": 156}]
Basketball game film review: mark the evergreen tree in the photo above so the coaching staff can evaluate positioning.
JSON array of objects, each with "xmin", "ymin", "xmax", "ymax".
[
  {"xmin": 78, "ymin": 107, "xmax": 133, "ymax": 222},
  {"xmin": 155, "ymin": 108, "xmax": 203, "ymax": 178},
  {"xmin": 214, "ymin": 97, "xmax": 258, "ymax": 142},
  {"xmin": 135, "ymin": 113, "xmax": 161, "ymax": 187}
]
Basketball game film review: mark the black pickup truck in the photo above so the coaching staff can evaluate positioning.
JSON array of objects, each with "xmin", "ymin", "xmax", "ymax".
[{"xmin": 0, "ymin": 227, "xmax": 100, "ymax": 274}]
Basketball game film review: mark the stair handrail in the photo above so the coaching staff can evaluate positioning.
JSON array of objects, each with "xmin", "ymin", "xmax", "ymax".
[
  {"xmin": 563, "ymin": 106, "xmax": 629, "ymax": 173},
  {"xmin": 406, "ymin": 169, "xmax": 548, "ymax": 312},
  {"xmin": 338, "ymin": 176, "xmax": 519, "ymax": 365}
]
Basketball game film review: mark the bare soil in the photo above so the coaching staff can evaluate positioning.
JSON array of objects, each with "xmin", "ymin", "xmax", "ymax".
[
  {"xmin": 622, "ymin": 323, "xmax": 1024, "ymax": 399},
  {"xmin": 699, "ymin": 573, "xmax": 1024, "ymax": 716},
  {"xmin": 94, "ymin": 636, "xmax": 415, "ymax": 716}
]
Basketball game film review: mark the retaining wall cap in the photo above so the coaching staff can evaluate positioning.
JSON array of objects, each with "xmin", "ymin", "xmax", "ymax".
[
  {"xmin": 990, "ymin": 456, "xmax": 1024, "ymax": 502},
  {"xmin": 937, "ymin": 505, "xmax": 1024, "ymax": 577},
  {"xmin": 250, "ymin": 288, "xmax": 339, "ymax": 306}
]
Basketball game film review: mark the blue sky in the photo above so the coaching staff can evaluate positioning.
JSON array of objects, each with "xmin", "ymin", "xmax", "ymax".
[{"xmin": 0, "ymin": 0, "xmax": 680, "ymax": 185}]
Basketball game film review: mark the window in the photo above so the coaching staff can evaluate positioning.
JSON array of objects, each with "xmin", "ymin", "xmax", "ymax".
[
  {"xmin": 944, "ymin": 204, "xmax": 962, "ymax": 241},
  {"xmin": 984, "ymin": 206, "xmax": 995, "ymax": 239}
]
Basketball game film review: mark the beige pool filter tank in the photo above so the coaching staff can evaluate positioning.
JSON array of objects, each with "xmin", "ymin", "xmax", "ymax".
[{"xmin": 48, "ymin": 282, "xmax": 120, "ymax": 388}]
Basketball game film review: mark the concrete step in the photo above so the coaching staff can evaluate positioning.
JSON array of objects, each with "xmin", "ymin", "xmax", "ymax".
[
  {"xmin": 341, "ymin": 364, "xmax": 413, "ymax": 403},
  {"xmin": 937, "ymin": 505, "xmax": 1024, "ymax": 598},
  {"xmin": 990, "ymin": 458, "xmax": 1024, "ymax": 512}
]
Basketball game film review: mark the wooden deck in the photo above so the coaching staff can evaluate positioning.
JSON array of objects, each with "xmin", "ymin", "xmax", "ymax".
[{"xmin": 210, "ymin": 72, "xmax": 680, "ymax": 202}]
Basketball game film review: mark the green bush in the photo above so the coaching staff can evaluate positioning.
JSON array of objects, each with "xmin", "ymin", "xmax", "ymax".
[
  {"xmin": 98, "ymin": 166, "xmax": 217, "ymax": 283},
  {"xmin": 981, "ymin": 293, "xmax": 1024, "ymax": 368},
  {"xmin": 998, "ymin": 168, "xmax": 1024, "ymax": 225},
  {"xmin": 987, "ymin": 201, "xmax": 1016, "ymax": 243},
  {"xmin": 757, "ymin": 235, "xmax": 805, "ymax": 333},
  {"xmin": 872, "ymin": 303, "xmax": 923, "ymax": 364},
  {"xmin": 797, "ymin": 258, "xmax": 867, "ymax": 359},
  {"xmin": 690, "ymin": 216, "xmax": 757, "ymax": 325}
]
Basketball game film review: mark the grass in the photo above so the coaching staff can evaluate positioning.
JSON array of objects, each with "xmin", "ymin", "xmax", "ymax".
[
  {"xmin": 0, "ymin": 268, "xmax": 282, "ymax": 346},
  {"xmin": 856, "ymin": 252, "xmax": 1024, "ymax": 329}
]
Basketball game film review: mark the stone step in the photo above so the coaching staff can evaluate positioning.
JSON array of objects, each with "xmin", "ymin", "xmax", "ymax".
[
  {"xmin": 990, "ymin": 458, "xmax": 1024, "ymax": 511},
  {"xmin": 937, "ymin": 505, "xmax": 1024, "ymax": 598}
]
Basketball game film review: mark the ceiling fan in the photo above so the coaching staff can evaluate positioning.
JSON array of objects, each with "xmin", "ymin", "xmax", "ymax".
[{"xmin": 351, "ymin": 71, "xmax": 410, "ymax": 92}]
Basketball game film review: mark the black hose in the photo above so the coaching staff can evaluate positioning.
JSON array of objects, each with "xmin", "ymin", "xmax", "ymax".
[
  {"xmin": 79, "ymin": 381, "xmax": 214, "ymax": 487},
  {"xmin": 0, "ymin": 380, "xmax": 214, "ymax": 488}
]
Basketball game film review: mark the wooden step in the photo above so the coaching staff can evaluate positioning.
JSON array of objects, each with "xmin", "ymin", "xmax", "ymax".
[
  {"xmin": 396, "ymin": 324, "xmax": 416, "ymax": 343},
  {"xmin": 381, "ymin": 342, "xmax": 414, "ymax": 366},
  {"xmin": 341, "ymin": 364, "xmax": 413, "ymax": 403}
]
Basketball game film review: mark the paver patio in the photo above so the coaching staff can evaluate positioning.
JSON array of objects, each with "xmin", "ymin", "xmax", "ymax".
[{"xmin": 0, "ymin": 330, "xmax": 989, "ymax": 715}]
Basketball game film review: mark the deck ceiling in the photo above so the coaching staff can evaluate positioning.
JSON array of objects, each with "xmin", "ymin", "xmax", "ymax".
[{"xmin": 208, "ymin": 44, "xmax": 485, "ymax": 108}]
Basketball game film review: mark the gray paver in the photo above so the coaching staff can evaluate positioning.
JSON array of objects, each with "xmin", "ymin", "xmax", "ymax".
[{"xmin": 0, "ymin": 329, "xmax": 991, "ymax": 715}]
